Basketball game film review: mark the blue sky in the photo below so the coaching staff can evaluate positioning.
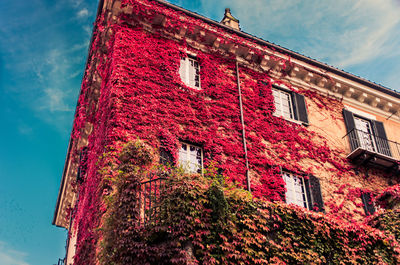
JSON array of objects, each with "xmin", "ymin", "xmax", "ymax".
[{"xmin": 0, "ymin": 0, "xmax": 399, "ymax": 264}]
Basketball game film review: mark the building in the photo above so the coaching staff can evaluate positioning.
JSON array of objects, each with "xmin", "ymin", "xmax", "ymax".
[{"xmin": 53, "ymin": 0, "xmax": 400, "ymax": 264}]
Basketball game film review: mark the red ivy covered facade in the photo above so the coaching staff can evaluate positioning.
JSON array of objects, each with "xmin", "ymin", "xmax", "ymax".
[{"xmin": 53, "ymin": 0, "xmax": 400, "ymax": 264}]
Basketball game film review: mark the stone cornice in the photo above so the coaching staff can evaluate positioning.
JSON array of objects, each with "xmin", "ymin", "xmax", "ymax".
[{"xmin": 120, "ymin": 0, "xmax": 400, "ymax": 121}]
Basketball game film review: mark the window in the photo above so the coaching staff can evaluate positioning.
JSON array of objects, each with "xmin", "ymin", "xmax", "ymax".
[
  {"xmin": 281, "ymin": 170, "xmax": 324, "ymax": 212},
  {"xmin": 178, "ymin": 142, "xmax": 203, "ymax": 173},
  {"xmin": 343, "ymin": 109, "xmax": 392, "ymax": 156},
  {"xmin": 272, "ymin": 88, "xmax": 294, "ymax": 120},
  {"xmin": 271, "ymin": 85, "xmax": 309, "ymax": 124},
  {"xmin": 282, "ymin": 172, "xmax": 309, "ymax": 209},
  {"xmin": 354, "ymin": 116, "xmax": 377, "ymax": 152},
  {"xmin": 179, "ymin": 56, "xmax": 201, "ymax": 89}
]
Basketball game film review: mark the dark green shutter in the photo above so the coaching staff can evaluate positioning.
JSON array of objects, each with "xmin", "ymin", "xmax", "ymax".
[
  {"xmin": 279, "ymin": 166, "xmax": 286, "ymax": 202},
  {"xmin": 343, "ymin": 109, "xmax": 360, "ymax": 151},
  {"xmin": 307, "ymin": 175, "xmax": 324, "ymax": 212},
  {"xmin": 372, "ymin": 120, "xmax": 392, "ymax": 157},
  {"xmin": 304, "ymin": 177, "xmax": 313, "ymax": 210},
  {"xmin": 292, "ymin": 93, "xmax": 309, "ymax": 124},
  {"xmin": 361, "ymin": 192, "xmax": 375, "ymax": 216}
]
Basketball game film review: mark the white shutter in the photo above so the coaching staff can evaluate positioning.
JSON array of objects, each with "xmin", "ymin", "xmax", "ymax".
[
  {"xmin": 179, "ymin": 57, "xmax": 187, "ymax": 84},
  {"xmin": 188, "ymin": 59, "xmax": 195, "ymax": 86}
]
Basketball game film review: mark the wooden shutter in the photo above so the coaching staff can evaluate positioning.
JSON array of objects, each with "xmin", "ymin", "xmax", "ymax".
[
  {"xmin": 304, "ymin": 176, "xmax": 313, "ymax": 210},
  {"xmin": 361, "ymin": 192, "xmax": 375, "ymax": 216},
  {"xmin": 292, "ymin": 93, "xmax": 309, "ymax": 124},
  {"xmin": 160, "ymin": 148, "xmax": 174, "ymax": 166},
  {"xmin": 179, "ymin": 57, "xmax": 187, "ymax": 84},
  {"xmin": 188, "ymin": 59, "xmax": 195, "ymax": 86},
  {"xmin": 279, "ymin": 166, "xmax": 286, "ymax": 202},
  {"xmin": 306, "ymin": 175, "xmax": 324, "ymax": 212},
  {"xmin": 343, "ymin": 109, "xmax": 360, "ymax": 151},
  {"xmin": 372, "ymin": 120, "xmax": 392, "ymax": 157}
]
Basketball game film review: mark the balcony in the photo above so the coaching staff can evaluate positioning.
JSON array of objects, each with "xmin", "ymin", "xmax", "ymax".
[
  {"xmin": 344, "ymin": 128, "xmax": 400, "ymax": 171},
  {"xmin": 54, "ymin": 258, "xmax": 65, "ymax": 265}
]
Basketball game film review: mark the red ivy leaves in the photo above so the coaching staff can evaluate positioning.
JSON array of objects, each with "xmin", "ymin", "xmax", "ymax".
[{"xmin": 68, "ymin": 1, "xmax": 396, "ymax": 264}]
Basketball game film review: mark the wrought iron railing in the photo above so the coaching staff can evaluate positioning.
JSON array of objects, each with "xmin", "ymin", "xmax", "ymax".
[
  {"xmin": 137, "ymin": 172, "xmax": 168, "ymax": 225},
  {"xmin": 54, "ymin": 258, "xmax": 65, "ymax": 265},
  {"xmin": 344, "ymin": 128, "xmax": 400, "ymax": 160}
]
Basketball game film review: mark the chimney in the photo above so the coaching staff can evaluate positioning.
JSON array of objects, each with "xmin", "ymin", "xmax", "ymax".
[{"xmin": 220, "ymin": 8, "xmax": 240, "ymax": 30}]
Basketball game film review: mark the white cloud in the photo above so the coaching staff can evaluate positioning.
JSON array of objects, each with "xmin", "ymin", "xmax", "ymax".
[
  {"xmin": 199, "ymin": 0, "xmax": 400, "ymax": 68},
  {"xmin": 77, "ymin": 8, "xmax": 89, "ymax": 18},
  {"xmin": 18, "ymin": 123, "xmax": 33, "ymax": 135},
  {"xmin": 83, "ymin": 25, "xmax": 92, "ymax": 37},
  {"xmin": 331, "ymin": 0, "xmax": 400, "ymax": 67},
  {"xmin": 40, "ymin": 88, "xmax": 73, "ymax": 112},
  {"xmin": 0, "ymin": 242, "xmax": 30, "ymax": 265},
  {"xmin": 32, "ymin": 48, "xmax": 78, "ymax": 113},
  {"xmin": 70, "ymin": 0, "xmax": 84, "ymax": 8},
  {"xmin": 384, "ymin": 62, "xmax": 400, "ymax": 91}
]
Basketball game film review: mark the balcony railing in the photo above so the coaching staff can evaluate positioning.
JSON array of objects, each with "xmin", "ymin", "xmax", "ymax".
[
  {"xmin": 54, "ymin": 258, "xmax": 65, "ymax": 265},
  {"xmin": 137, "ymin": 171, "xmax": 168, "ymax": 225},
  {"xmin": 344, "ymin": 128, "xmax": 400, "ymax": 170}
]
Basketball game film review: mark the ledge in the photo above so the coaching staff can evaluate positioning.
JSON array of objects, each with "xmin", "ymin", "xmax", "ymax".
[{"xmin": 347, "ymin": 147, "xmax": 400, "ymax": 171}]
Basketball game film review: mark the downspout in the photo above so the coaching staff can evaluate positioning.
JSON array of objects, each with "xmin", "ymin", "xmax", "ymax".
[{"xmin": 236, "ymin": 61, "xmax": 251, "ymax": 192}]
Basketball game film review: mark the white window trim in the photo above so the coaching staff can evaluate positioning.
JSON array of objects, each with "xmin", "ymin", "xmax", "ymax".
[
  {"xmin": 345, "ymin": 106, "xmax": 376, "ymax": 120},
  {"xmin": 354, "ymin": 116, "xmax": 378, "ymax": 152},
  {"xmin": 179, "ymin": 56, "xmax": 201, "ymax": 90},
  {"xmin": 271, "ymin": 87, "xmax": 307, "ymax": 125},
  {"xmin": 272, "ymin": 88, "xmax": 295, "ymax": 120},
  {"xmin": 178, "ymin": 142, "xmax": 203, "ymax": 174},
  {"xmin": 283, "ymin": 172, "xmax": 309, "ymax": 210}
]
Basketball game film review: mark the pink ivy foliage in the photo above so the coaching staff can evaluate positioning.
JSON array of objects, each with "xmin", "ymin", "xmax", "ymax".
[
  {"xmin": 376, "ymin": 184, "xmax": 400, "ymax": 209},
  {"xmin": 66, "ymin": 0, "xmax": 398, "ymax": 263}
]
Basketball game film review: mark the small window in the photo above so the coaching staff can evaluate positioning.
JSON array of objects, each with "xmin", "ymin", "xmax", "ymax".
[
  {"xmin": 178, "ymin": 142, "xmax": 203, "ymax": 173},
  {"xmin": 280, "ymin": 169, "xmax": 324, "ymax": 212},
  {"xmin": 271, "ymin": 86, "xmax": 309, "ymax": 124},
  {"xmin": 272, "ymin": 88, "xmax": 294, "ymax": 120},
  {"xmin": 282, "ymin": 172, "xmax": 309, "ymax": 209},
  {"xmin": 354, "ymin": 116, "xmax": 377, "ymax": 152},
  {"xmin": 179, "ymin": 56, "xmax": 201, "ymax": 89}
]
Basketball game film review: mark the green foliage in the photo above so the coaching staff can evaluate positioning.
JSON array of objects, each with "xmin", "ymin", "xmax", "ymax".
[
  {"xmin": 98, "ymin": 143, "xmax": 400, "ymax": 264},
  {"xmin": 119, "ymin": 140, "xmax": 153, "ymax": 167},
  {"xmin": 368, "ymin": 209, "xmax": 400, "ymax": 242}
]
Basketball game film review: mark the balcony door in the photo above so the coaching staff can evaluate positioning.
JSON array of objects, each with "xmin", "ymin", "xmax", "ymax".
[
  {"xmin": 343, "ymin": 109, "xmax": 392, "ymax": 157},
  {"xmin": 354, "ymin": 116, "xmax": 377, "ymax": 152}
]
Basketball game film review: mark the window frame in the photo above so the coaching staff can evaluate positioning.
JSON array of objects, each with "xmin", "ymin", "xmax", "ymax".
[
  {"xmin": 343, "ymin": 109, "xmax": 392, "ymax": 157},
  {"xmin": 179, "ymin": 55, "xmax": 201, "ymax": 90},
  {"xmin": 272, "ymin": 88, "xmax": 295, "ymax": 120},
  {"xmin": 178, "ymin": 141, "xmax": 203, "ymax": 174},
  {"xmin": 270, "ymin": 85, "xmax": 309, "ymax": 125},
  {"xmin": 282, "ymin": 171, "xmax": 310, "ymax": 210},
  {"xmin": 279, "ymin": 167, "xmax": 324, "ymax": 212},
  {"xmin": 353, "ymin": 115, "xmax": 378, "ymax": 152}
]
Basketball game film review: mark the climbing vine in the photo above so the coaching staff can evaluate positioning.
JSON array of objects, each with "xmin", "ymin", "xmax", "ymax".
[
  {"xmin": 98, "ymin": 141, "xmax": 400, "ymax": 264},
  {"xmin": 67, "ymin": 0, "xmax": 399, "ymax": 264}
]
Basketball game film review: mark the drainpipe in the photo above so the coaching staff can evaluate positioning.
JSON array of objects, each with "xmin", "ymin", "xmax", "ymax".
[{"xmin": 236, "ymin": 61, "xmax": 251, "ymax": 192}]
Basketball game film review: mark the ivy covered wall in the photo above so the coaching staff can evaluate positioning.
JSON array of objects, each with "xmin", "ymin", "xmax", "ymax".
[
  {"xmin": 66, "ymin": 0, "xmax": 400, "ymax": 263},
  {"xmin": 100, "ymin": 141, "xmax": 400, "ymax": 265}
]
